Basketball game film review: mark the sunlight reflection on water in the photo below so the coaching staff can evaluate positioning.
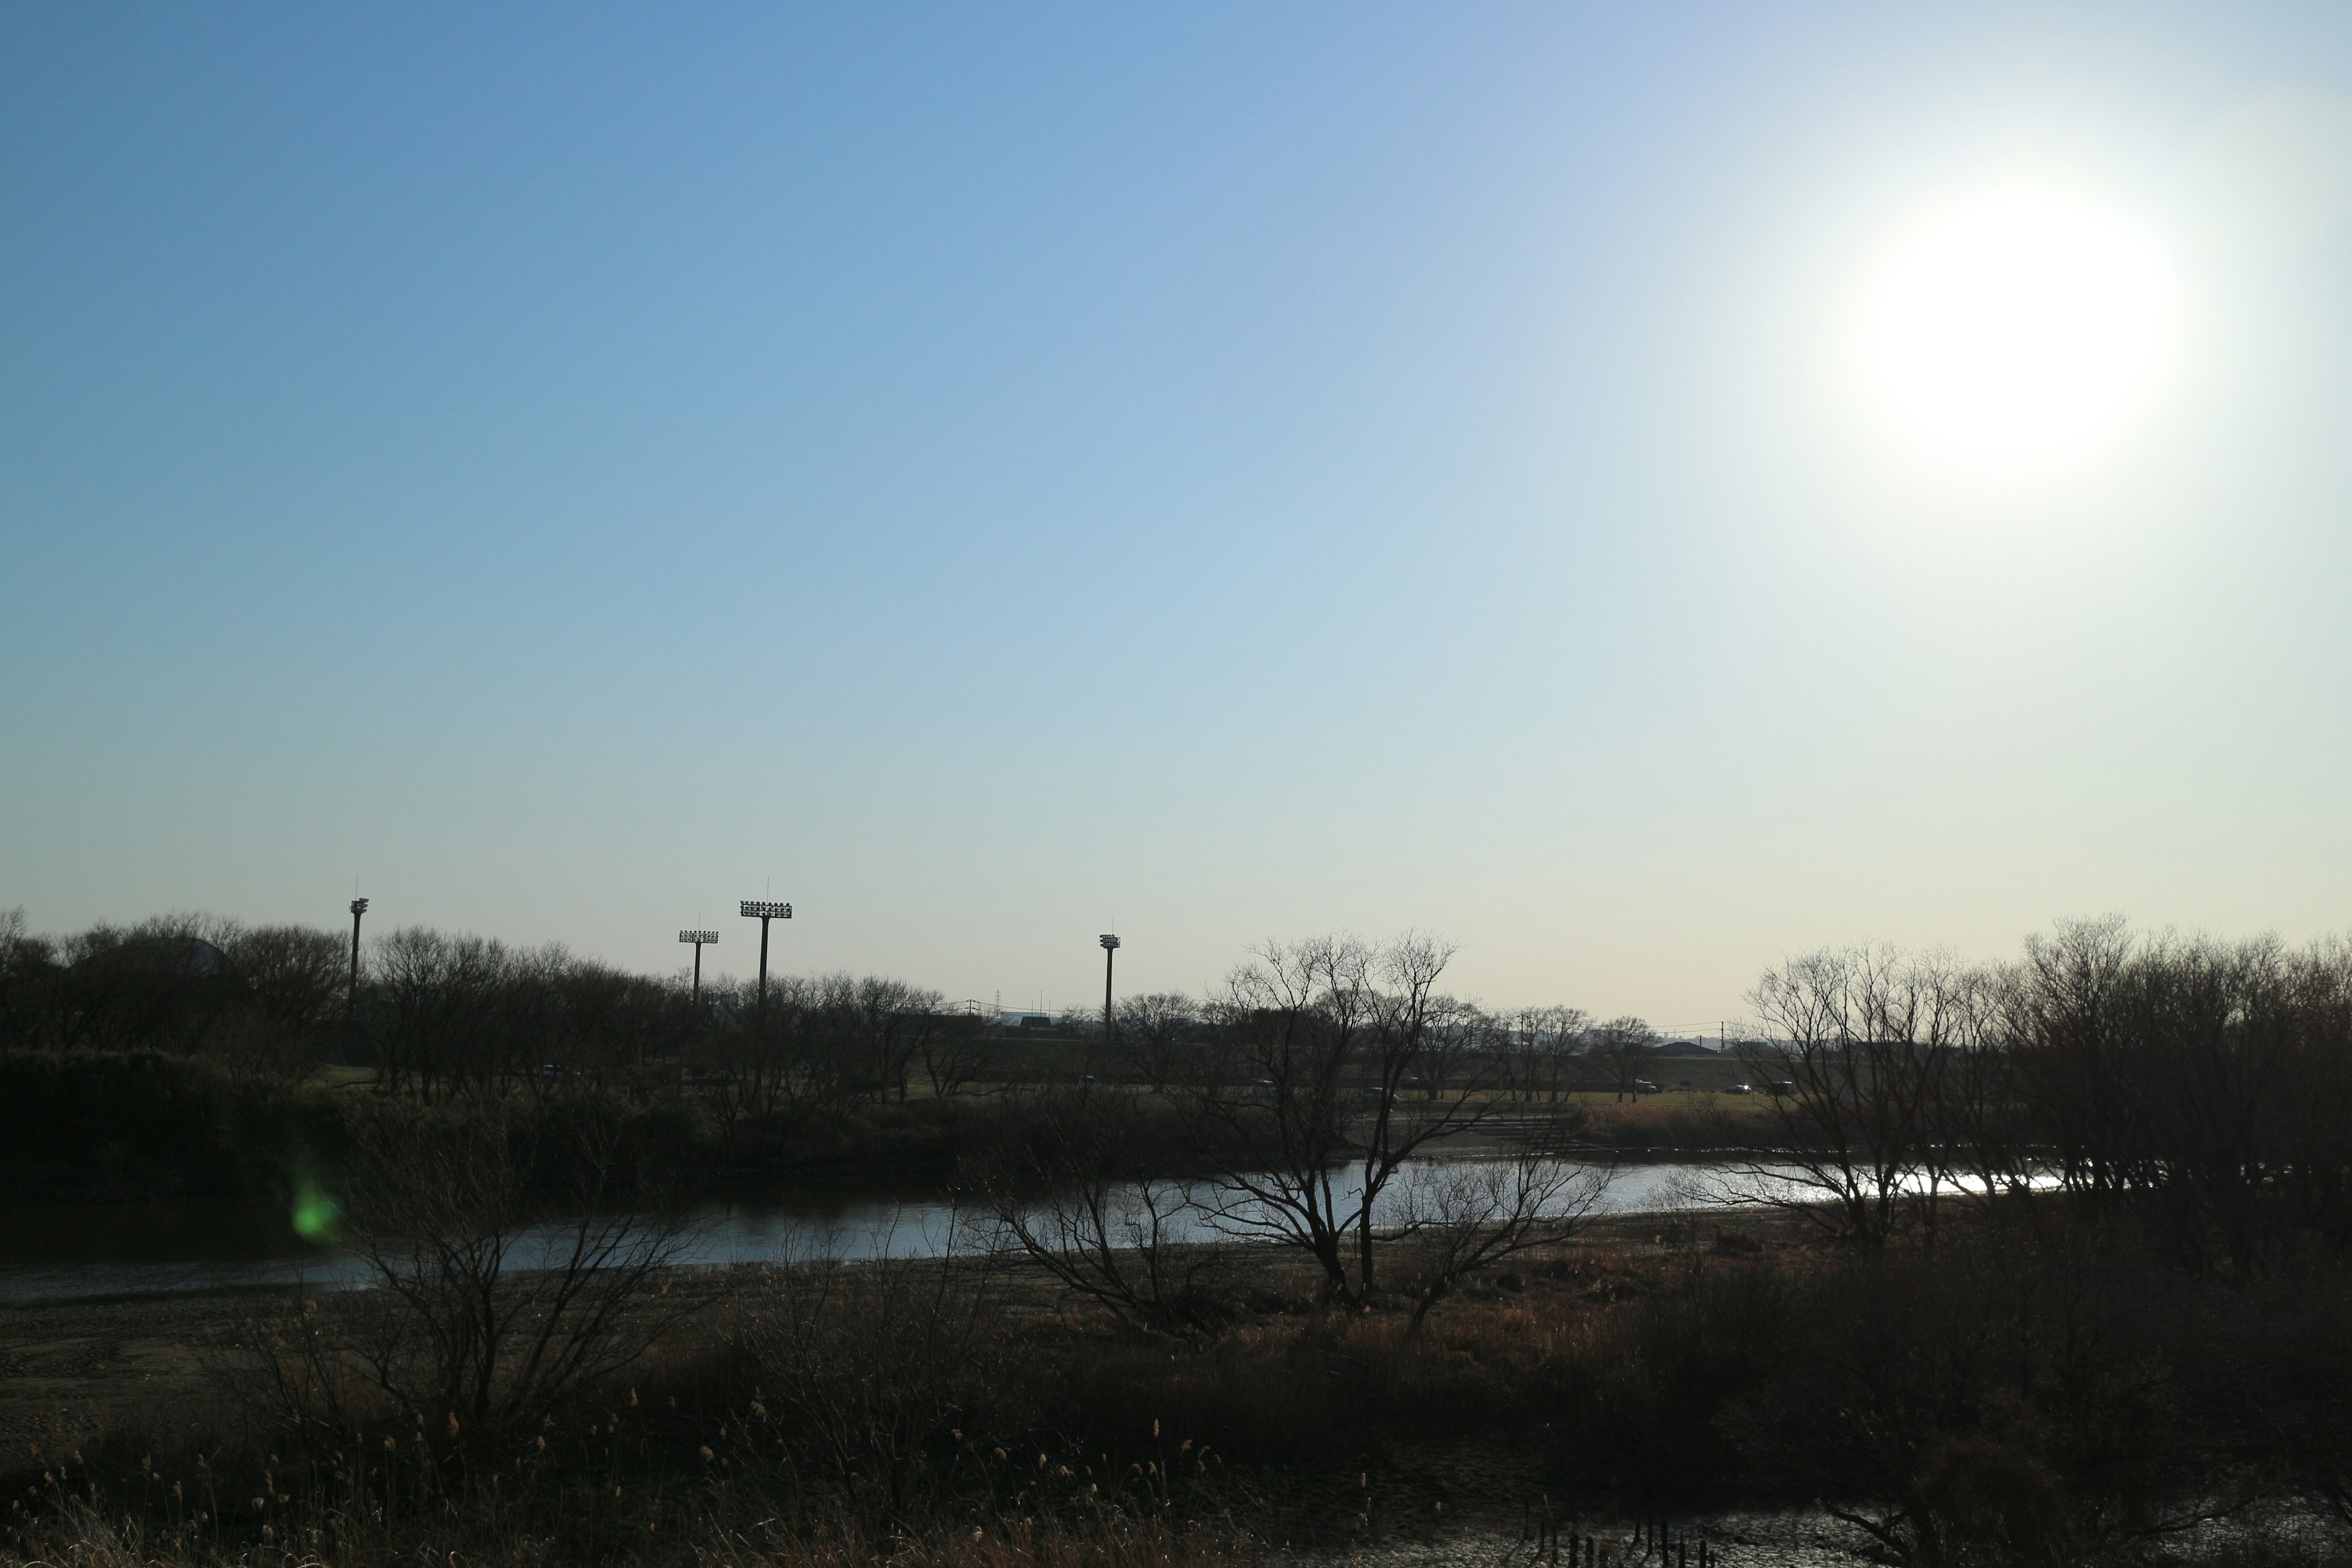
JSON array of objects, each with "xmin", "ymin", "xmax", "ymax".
[{"xmin": 0, "ymin": 1160, "xmax": 2058, "ymax": 1305}]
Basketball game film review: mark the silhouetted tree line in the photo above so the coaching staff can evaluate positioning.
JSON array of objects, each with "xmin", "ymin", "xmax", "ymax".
[
  {"xmin": 1734, "ymin": 916, "xmax": 2352, "ymax": 1273},
  {"xmin": 0, "ymin": 910, "xmax": 962, "ymax": 1079},
  {"xmin": 0, "ymin": 909, "xmax": 349, "ymax": 1074},
  {"xmin": 0, "ymin": 910, "xmax": 1026, "ymax": 1183},
  {"xmin": 15, "ymin": 903, "xmax": 2352, "ymax": 1276},
  {"xmin": 976, "ymin": 934, "xmax": 1616, "ymax": 1330},
  {"xmin": 20, "ymin": 911, "xmax": 2352, "ymax": 1563}
]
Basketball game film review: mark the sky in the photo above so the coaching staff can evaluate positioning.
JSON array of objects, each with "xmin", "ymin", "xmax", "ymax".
[{"xmin": 5, "ymin": 3, "xmax": 2351, "ymax": 1026}]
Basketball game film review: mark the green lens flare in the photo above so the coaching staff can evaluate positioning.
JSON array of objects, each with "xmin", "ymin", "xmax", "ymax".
[{"xmin": 292, "ymin": 1180, "xmax": 341, "ymax": 1242}]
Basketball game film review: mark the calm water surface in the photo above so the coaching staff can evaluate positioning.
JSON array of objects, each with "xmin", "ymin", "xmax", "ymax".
[{"xmin": 0, "ymin": 1162, "xmax": 1882, "ymax": 1304}]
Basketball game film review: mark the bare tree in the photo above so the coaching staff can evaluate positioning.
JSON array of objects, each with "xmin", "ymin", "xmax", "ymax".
[
  {"xmin": 1392, "ymin": 1135, "xmax": 1612, "ymax": 1336},
  {"xmin": 1178, "ymin": 933, "xmax": 1510, "ymax": 1306},
  {"xmin": 848, "ymin": 977, "xmax": 945, "ymax": 1102},
  {"xmin": 367, "ymin": 927, "xmax": 512, "ymax": 1101},
  {"xmin": 731, "ymin": 1210, "xmax": 1009, "ymax": 1525},
  {"xmin": 3, "ymin": 908, "xmax": 379, "ymax": 1074},
  {"xmin": 1588, "ymin": 1015, "xmax": 1657, "ymax": 1103},
  {"xmin": 1923, "ymin": 965, "xmax": 2028, "ymax": 1207},
  {"xmin": 2280, "ymin": 936, "xmax": 2352, "ymax": 1253},
  {"xmin": 917, "ymin": 1005, "xmax": 997, "ymax": 1098},
  {"xmin": 693, "ymin": 976, "xmax": 821, "ymax": 1159},
  {"xmin": 111, "ymin": 922, "xmax": 341, "ymax": 1081},
  {"xmin": 538, "ymin": 958, "xmax": 695, "ymax": 1101},
  {"xmin": 804, "ymin": 973, "xmax": 869, "ymax": 1099},
  {"xmin": 230, "ymin": 1106, "xmax": 699, "ymax": 1463},
  {"xmin": 971, "ymin": 1087, "xmax": 1219, "ymax": 1335},
  {"xmin": 1115, "ymin": 992, "xmax": 1201, "ymax": 1093},
  {"xmin": 1501, "ymin": 1005, "xmax": 1591, "ymax": 1104},
  {"xmin": 0, "ymin": 907, "xmax": 55, "ymax": 1050},
  {"xmin": 1734, "ymin": 944, "xmax": 1980, "ymax": 1251},
  {"xmin": 47, "ymin": 913, "xmax": 244, "ymax": 1055},
  {"xmin": 1999, "ymin": 915, "xmax": 2139, "ymax": 1200}
]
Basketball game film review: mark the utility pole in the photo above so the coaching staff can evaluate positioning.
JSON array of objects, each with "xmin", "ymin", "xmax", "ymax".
[
  {"xmin": 1098, "ymin": 933, "xmax": 1120, "ymax": 1042},
  {"xmin": 739, "ymin": 900, "xmax": 791, "ymax": 1014},
  {"xmin": 346, "ymin": 897, "xmax": 368, "ymax": 1019},
  {"xmin": 679, "ymin": 930, "xmax": 719, "ymax": 1003}
]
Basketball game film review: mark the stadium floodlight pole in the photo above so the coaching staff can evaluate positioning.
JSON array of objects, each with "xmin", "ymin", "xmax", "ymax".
[
  {"xmin": 739, "ymin": 900, "xmax": 791, "ymax": 1012},
  {"xmin": 1099, "ymin": 934, "xmax": 1120, "ymax": 1041},
  {"xmin": 679, "ymin": 930, "xmax": 720, "ymax": 1003},
  {"xmin": 347, "ymin": 898, "xmax": 369, "ymax": 1019}
]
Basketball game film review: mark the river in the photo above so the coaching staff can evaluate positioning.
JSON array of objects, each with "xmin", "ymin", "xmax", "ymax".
[{"xmin": 0, "ymin": 1160, "xmax": 1951, "ymax": 1305}]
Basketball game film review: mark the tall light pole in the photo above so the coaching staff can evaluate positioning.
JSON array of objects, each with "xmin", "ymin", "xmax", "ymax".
[
  {"xmin": 347, "ymin": 897, "xmax": 369, "ymax": 1019},
  {"xmin": 740, "ymin": 900, "xmax": 791, "ymax": 1013},
  {"xmin": 679, "ymin": 930, "xmax": 718, "ymax": 1003},
  {"xmin": 1099, "ymin": 933, "xmax": 1120, "ymax": 1042}
]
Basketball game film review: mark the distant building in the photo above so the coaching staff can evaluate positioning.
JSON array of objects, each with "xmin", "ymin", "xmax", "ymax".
[{"xmin": 1653, "ymin": 1038, "xmax": 1721, "ymax": 1058}]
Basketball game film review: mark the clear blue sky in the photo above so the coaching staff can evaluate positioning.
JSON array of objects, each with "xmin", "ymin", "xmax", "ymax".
[{"xmin": 6, "ymin": 3, "xmax": 2350, "ymax": 1022}]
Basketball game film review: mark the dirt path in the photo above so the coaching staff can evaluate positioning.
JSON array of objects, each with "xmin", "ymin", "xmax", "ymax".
[{"xmin": 0, "ymin": 1291, "xmax": 263, "ymax": 1450}]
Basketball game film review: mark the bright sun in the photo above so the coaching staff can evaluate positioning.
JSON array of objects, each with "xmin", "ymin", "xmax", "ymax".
[{"xmin": 1860, "ymin": 190, "xmax": 2176, "ymax": 470}]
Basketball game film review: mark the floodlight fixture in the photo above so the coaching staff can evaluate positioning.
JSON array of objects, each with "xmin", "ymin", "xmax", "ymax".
[
  {"xmin": 1098, "ymin": 934, "xmax": 1120, "ymax": 1042},
  {"xmin": 739, "ymin": 899, "xmax": 793, "ymax": 1011},
  {"xmin": 679, "ymin": 929, "xmax": 720, "ymax": 1002},
  {"xmin": 345, "ymin": 899, "xmax": 370, "ymax": 1018}
]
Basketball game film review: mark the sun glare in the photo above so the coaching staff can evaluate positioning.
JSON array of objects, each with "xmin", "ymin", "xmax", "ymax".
[{"xmin": 1860, "ymin": 190, "xmax": 2176, "ymax": 472}]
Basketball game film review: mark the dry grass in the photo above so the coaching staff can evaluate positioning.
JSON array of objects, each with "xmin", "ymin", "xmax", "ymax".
[
  {"xmin": 0, "ymin": 1496, "xmax": 1260, "ymax": 1568},
  {"xmin": 1575, "ymin": 1099, "xmax": 1774, "ymax": 1150},
  {"xmin": 10, "ymin": 1210, "xmax": 2352, "ymax": 1568}
]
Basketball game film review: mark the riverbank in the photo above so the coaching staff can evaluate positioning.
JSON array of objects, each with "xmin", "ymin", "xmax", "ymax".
[
  {"xmin": 0, "ymin": 1155, "xmax": 1839, "ymax": 1306},
  {"xmin": 0, "ymin": 1210, "xmax": 1773, "ymax": 1449},
  {"xmin": 0, "ymin": 1049, "xmax": 1781, "ymax": 1205},
  {"xmin": 10, "ymin": 1199, "xmax": 2352, "ymax": 1567}
]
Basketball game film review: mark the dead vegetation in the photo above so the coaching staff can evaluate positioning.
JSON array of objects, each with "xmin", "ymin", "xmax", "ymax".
[
  {"xmin": 15, "ymin": 917, "xmax": 2352, "ymax": 1566},
  {"xmin": 10, "ymin": 1197, "xmax": 2352, "ymax": 1567}
]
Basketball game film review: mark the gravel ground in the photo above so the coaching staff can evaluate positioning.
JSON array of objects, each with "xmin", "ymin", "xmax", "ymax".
[
  {"xmin": 1281, "ymin": 1510, "xmax": 1875, "ymax": 1568},
  {"xmin": 1285, "ymin": 1502, "xmax": 2352, "ymax": 1567},
  {"xmin": 0, "ymin": 1291, "xmax": 257, "ymax": 1448}
]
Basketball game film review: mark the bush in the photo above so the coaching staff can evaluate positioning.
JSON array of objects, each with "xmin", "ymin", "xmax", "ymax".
[
  {"xmin": 0, "ymin": 1050, "xmax": 331, "ymax": 1201},
  {"xmin": 0, "ymin": 1052, "xmax": 722, "ymax": 1204}
]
